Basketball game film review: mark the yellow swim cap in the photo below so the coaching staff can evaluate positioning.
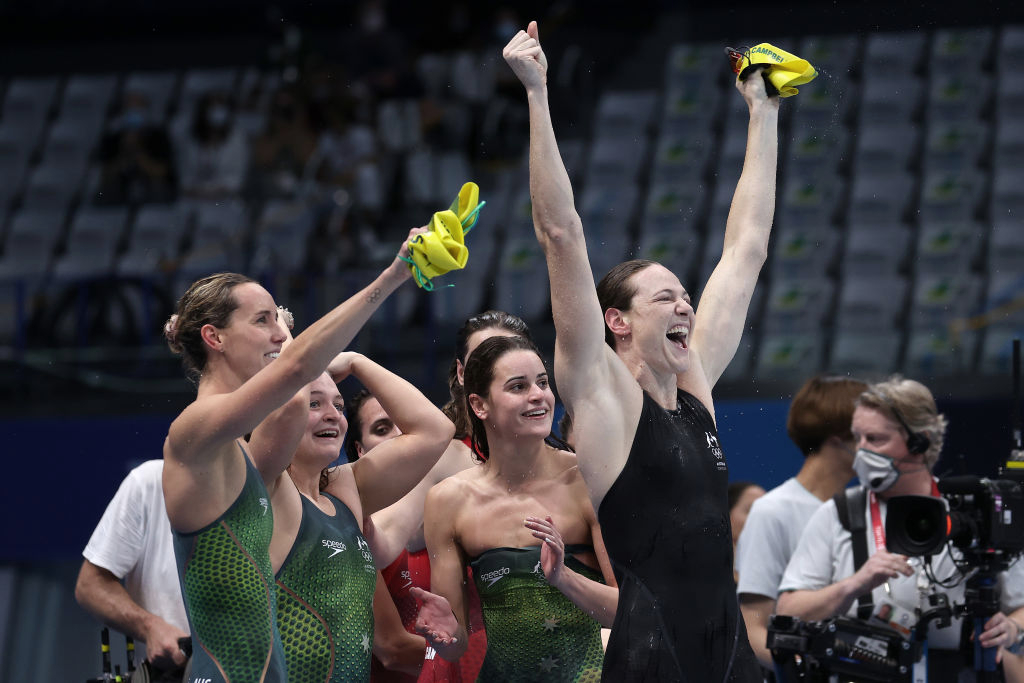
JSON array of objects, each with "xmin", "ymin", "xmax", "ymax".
[
  {"xmin": 404, "ymin": 182, "xmax": 485, "ymax": 290},
  {"xmin": 726, "ymin": 43, "xmax": 818, "ymax": 98}
]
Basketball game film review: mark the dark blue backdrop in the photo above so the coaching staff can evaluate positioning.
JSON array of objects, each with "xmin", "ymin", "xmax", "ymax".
[{"xmin": 0, "ymin": 397, "xmax": 1014, "ymax": 562}]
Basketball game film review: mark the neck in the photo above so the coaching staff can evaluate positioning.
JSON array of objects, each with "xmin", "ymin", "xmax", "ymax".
[
  {"xmin": 196, "ymin": 358, "xmax": 246, "ymax": 398},
  {"xmin": 795, "ymin": 447, "xmax": 854, "ymax": 501},
  {"xmin": 483, "ymin": 433, "xmax": 549, "ymax": 486},
  {"xmin": 288, "ymin": 455, "xmax": 326, "ymax": 500},
  {"xmin": 617, "ymin": 346, "xmax": 677, "ymax": 410}
]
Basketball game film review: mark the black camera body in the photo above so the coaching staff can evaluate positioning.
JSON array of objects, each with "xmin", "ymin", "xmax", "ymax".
[
  {"xmin": 768, "ymin": 614, "xmax": 919, "ymax": 682},
  {"xmin": 886, "ymin": 476, "xmax": 1024, "ymax": 562}
]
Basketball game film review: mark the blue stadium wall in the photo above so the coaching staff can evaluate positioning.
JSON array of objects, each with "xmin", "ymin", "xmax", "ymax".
[{"xmin": 1, "ymin": 396, "xmax": 1015, "ymax": 562}]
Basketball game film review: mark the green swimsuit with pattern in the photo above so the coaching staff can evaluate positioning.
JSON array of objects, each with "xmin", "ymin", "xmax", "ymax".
[
  {"xmin": 171, "ymin": 445, "xmax": 286, "ymax": 683},
  {"xmin": 469, "ymin": 545, "xmax": 604, "ymax": 682},
  {"xmin": 275, "ymin": 491, "xmax": 377, "ymax": 683}
]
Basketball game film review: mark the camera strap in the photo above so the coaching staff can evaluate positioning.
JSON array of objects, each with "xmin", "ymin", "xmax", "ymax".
[{"xmin": 833, "ymin": 486, "xmax": 874, "ymax": 619}]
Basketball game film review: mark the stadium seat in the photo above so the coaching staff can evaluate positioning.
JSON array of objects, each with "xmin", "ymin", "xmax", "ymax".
[
  {"xmin": 493, "ymin": 238, "xmax": 550, "ymax": 323},
  {"xmin": 835, "ymin": 272, "xmax": 908, "ymax": 331},
  {"xmin": 763, "ymin": 275, "xmax": 835, "ymax": 332},
  {"xmin": 829, "ymin": 329, "xmax": 902, "ymax": 375},
  {"xmin": 756, "ymin": 331, "xmax": 824, "ymax": 378}
]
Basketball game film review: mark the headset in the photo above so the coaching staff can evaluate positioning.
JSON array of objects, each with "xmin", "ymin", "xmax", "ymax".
[{"xmin": 872, "ymin": 387, "xmax": 931, "ymax": 456}]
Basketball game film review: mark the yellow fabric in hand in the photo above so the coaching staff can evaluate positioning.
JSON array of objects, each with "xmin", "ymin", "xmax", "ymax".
[
  {"xmin": 406, "ymin": 182, "xmax": 483, "ymax": 288},
  {"xmin": 734, "ymin": 43, "xmax": 818, "ymax": 98}
]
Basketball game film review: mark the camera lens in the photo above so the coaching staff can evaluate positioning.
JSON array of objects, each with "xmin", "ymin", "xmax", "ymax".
[{"xmin": 906, "ymin": 511, "xmax": 939, "ymax": 543}]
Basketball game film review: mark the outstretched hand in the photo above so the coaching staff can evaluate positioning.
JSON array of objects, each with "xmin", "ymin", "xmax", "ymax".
[
  {"xmin": 410, "ymin": 587, "xmax": 460, "ymax": 648},
  {"xmin": 525, "ymin": 515, "xmax": 566, "ymax": 588},
  {"xmin": 502, "ymin": 20, "xmax": 548, "ymax": 92}
]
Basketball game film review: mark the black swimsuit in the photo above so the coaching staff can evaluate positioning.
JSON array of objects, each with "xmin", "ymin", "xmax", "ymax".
[{"xmin": 597, "ymin": 389, "xmax": 760, "ymax": 682}]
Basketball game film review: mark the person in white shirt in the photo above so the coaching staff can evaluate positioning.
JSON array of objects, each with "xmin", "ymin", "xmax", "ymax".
[
  {"xmin": 777, "ymin": 376, "xmax": 1024, "ymax": 683},
  {"xmin": 75, "ymin": 460, "xmax": 189, "ymax": 675},
  {"xmin": 736, "ymin": 375, "xmax": 867, "ymax": 668}
]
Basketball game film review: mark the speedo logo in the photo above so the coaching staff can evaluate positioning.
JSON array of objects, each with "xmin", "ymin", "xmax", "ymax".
[
  {"xmin": 322, "ymin": 539, "xmax": 347, "ymax": 558},
  {"xmin": 258, "ymin": 498, "xmax": 269, "ymax": 515},
  {"xmin": 481, "ymin": 566, "xmax": 509, "ymax": 587}
]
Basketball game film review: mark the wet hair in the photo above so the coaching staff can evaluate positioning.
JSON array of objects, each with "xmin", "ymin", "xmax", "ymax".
[
  {"xmin": 463, "ymin": 335, "xmax": 545, "ymax": 462},
  {"xmin": 442, "ymin": 310, "xmax": 532, "ymax": 438},
  {"xmin": 857, "ymin": 375, "xmax": 948, "ymax": 468},
  {"xmin": 595, "ymin": 259, "xmax": 658, "ymax": 349},
  {"xmin": 343, "ymin": 389, "xmax": 374, "ymax": 464},
  {"xmin": 786, "ymin": 375, "xmax": 869, "ymax": 457},
  {"xmin": 727, "ymin": 481, "xmax": 762, "ymax": 512},
  {"xmin": 165, "ymin": 272, "xmax": 256, "ymax": 382}
]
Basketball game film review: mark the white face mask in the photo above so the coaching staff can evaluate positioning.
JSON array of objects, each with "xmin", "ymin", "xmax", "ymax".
[{"xmin": 853, "ymin": 448, "xmax": 902, "ymax": 493}]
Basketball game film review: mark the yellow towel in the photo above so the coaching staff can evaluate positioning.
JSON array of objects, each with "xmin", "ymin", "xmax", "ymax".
[
  {"xmin": 727, "ymin": 43, "xmax": 818, "ymax": 98},
  {"xmin": 405, "ymin": 182, "xmax": 485, "ymax": 290}
]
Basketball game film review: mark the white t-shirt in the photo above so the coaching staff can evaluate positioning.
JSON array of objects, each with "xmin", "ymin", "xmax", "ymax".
[
  {"xmin": 779, "ymin": 490, "xmax": 1024, "ymax": 650},
  {"xmin": 736, "ymin": 477, "xmax": 825, "ymax": 600},
  {"xmin": 83, "ymin": 460, "xmax": 189, "ymax": 634}
]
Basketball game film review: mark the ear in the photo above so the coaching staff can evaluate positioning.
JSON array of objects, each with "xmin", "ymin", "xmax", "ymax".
[
  {"xmin": 604, "ymin": 307, "xmax": 630, "ymax": 340},
  {"xmin": 468, "ymin": 393, "xmax": 488, "ymax": 421},
  {"xmin": 355, "ymin": 441, "xmax": 366, "ymax": 458},
  {"xmin": 200, "ymin": 323, "xmax": 224, "ymax": 353},
  {"xmin": 456, "ymin": 358, "xmax": 466, "ymax": 387}
]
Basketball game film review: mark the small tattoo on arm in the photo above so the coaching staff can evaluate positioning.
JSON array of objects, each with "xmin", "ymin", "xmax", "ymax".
[{"xmin": 366, "ymin": 287, "xmax": 382, "ymax": 304}]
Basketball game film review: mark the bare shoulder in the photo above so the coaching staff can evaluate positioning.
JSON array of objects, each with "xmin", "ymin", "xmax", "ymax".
[
  {"xmin": 424, "ymin": 475, "xmax": 476, "ymax": 526},
  {"xmin": 546, "ymin": 447, "xmax": 583, "ymax": 480}
]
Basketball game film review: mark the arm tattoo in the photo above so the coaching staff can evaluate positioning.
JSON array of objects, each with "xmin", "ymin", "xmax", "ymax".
[{"xmin": 365, "ymin": 287, "xmax": 382, "ymax": 304}]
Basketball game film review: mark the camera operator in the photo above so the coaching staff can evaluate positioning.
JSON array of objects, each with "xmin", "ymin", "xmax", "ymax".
[
  {"xmin": 736, "ymin": 375, "xmax": 867, "ymax": 669},
  {"xmin": 776, "ymin": 376, "xmax": 1024, "ymax": 682},
  {"xmin": 75, "ymin": 460, "xmax": 189, "ymax": 682}
]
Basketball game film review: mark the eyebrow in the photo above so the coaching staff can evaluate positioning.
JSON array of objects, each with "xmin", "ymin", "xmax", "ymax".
[{"xmin": 504, "ymin": 372, "xmax": 547, "ymax": 383}]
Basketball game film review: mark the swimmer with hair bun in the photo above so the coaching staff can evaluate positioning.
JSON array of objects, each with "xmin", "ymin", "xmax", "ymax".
[{"xmin": 161, "ymin": 226, "xmax": 429, "ymax": 683}]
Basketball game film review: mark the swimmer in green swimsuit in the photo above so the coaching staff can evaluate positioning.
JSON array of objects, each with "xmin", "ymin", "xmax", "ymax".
[
  {"xmin": 266, "ymin": 360, "xmax": 454, "ymax": 682},
  {"xmin": 163, "ymin": 230, "xmax": 429, "ymax": 682},
  {"xmin": 411, "ymin": 335, "xmax": 619, "ymax": 682}
]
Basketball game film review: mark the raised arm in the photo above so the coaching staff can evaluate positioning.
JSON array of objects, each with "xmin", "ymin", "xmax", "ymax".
[
  {"xmin": 689, "ymin": 71, "xmax": 779, "ymax": 387},
  {"xmin": 503, "ymin": 23, "xmax": 618, "ymax": 403},
  {"xmin": 367, "ymin": 439, "xmax": 474, "ymax": 567},
  {"xmin": 339, "ymin": 354, "xmax": 455, "ymax": 516},
  {"xmin": 504, "ymin": 22, "xmax": 639, "ymax": 501},
  {"xmin": 167, "ymin": 230, "xmax": 424, "ymax": 463}
]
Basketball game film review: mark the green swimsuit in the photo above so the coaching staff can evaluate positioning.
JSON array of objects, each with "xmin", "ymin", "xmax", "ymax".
[
  {"xmin": 171, "ymin": 445, "xmax": 286, "ymax": 683},
  {"xmin": 275, "ymin": 492, "xmax": 377, "ymax": 682},
  {"xmin": 470, "ymin": 545, "xmax": 604, "ymax": 682}
]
